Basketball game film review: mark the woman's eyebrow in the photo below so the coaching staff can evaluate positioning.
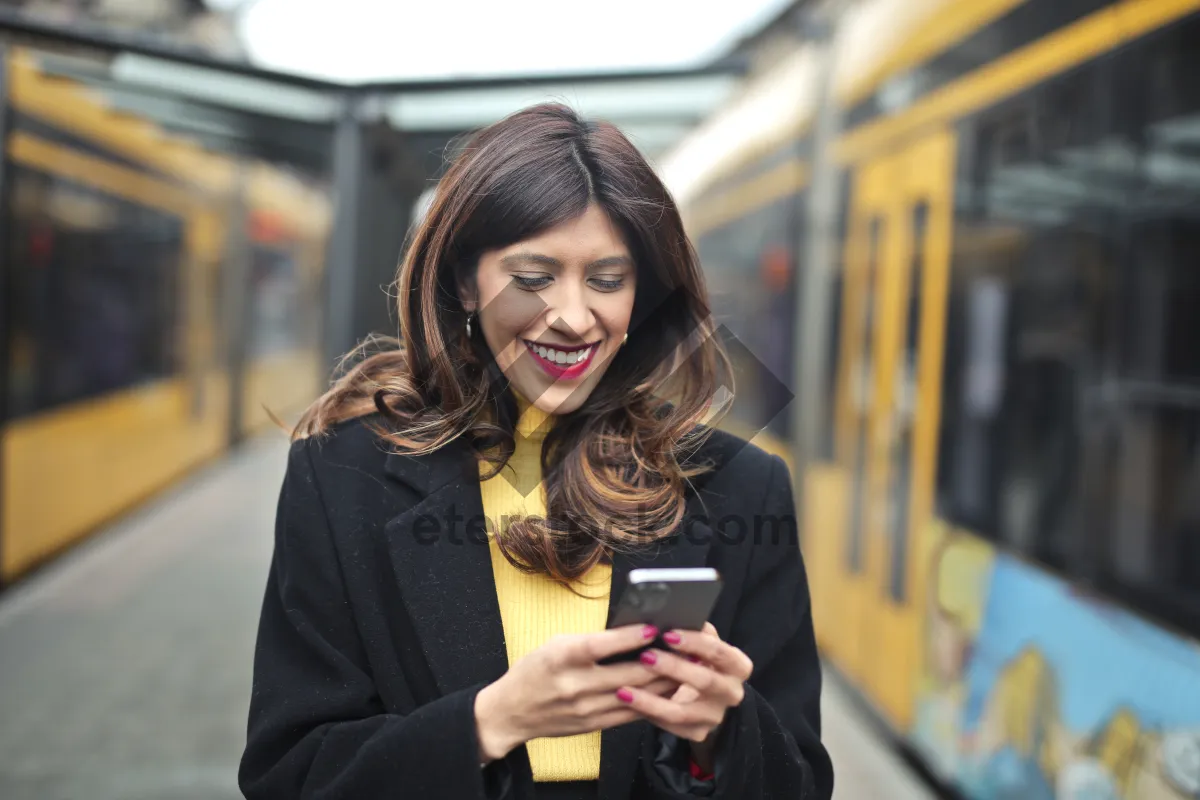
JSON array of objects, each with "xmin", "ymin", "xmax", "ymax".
[
  {"xmin": 500, "ymin": 253, "xmax": 560, "ymax": 269},
  {"xmin": 587, "ymin": 255, "xmax": 633, "ymax": 269},
  {"xmin": 499, "ymin": 253, "xmax": 632, "ymax": 269}
]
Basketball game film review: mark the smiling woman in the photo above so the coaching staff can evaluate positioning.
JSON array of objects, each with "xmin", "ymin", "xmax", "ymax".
[{"xmin": 239, "ymin": 102, "xmax": 834, "ymax": 800}]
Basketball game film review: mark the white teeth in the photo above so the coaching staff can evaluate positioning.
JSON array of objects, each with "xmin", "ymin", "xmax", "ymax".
[{"xmin": 526, "ymin": 341, "xmax": 592, "ymax": 368}]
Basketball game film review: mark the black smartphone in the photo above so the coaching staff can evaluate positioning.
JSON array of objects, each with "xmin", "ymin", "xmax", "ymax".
[{"xmin": 599, "ymin": 567, "xmax": 723, "ymax": 665}]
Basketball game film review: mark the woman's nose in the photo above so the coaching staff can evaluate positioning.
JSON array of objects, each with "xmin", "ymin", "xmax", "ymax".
[{"xmin": 547, "ymin": 285, "xmax": 596, "ymax": 339}]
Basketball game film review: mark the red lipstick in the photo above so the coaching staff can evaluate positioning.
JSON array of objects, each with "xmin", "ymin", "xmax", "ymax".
[{"xmin": 523, "ymin": 340, "xmax": 598, "ymax": 381}]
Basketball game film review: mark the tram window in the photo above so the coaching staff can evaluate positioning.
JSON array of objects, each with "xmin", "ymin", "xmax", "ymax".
[
  {"xmin": 1107, "ymin": 220, "xmax": 1200, "ymax": 631},
  {"xmin": 247, "ymin": 245, "xmax": 304, "ymax": 358},
  {"xmin": 822, "ymin": 266, "xmax": 844, "ymax": 461},
  {"xmin": 847, "ymin": 215, "xmax": 883, "ymax": 575},
  {"xmin": 938, "ymin": 57, "xmax": 1114, "ymax": 572},
  {"xmin": 1101, "ymin": 17, "xmax": 1200, "ymax": 631},
  {"xmin": 938, "ymin": 16, "xmax": 1200, "ymax": 633},
  {"xmin": 693, "ymin": 195, "xmax": 798, "ymax": 442},
  {"xmin": 5, "ymin": 168, "xmax": 185, "ymax": 419},
  {"xmin": 820, "ymin": 172, "xmax": 852, "ymax": 461},
  {"xmin": 888, "ymin": 202, "xmax": 928, "ymax": 603}
]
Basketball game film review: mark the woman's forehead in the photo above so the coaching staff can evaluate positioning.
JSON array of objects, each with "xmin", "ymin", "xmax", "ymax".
[{"xmin": 491, "ymin": 205, "xmax": 630, "ymax": 264}]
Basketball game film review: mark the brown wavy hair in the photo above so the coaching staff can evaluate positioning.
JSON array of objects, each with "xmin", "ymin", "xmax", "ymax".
[{"xmin": 294, "ymin": 102, "xmax": 732, "ymax": 591}]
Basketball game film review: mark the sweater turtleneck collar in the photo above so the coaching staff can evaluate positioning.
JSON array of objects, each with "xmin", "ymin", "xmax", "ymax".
[{"xmin": 513, "ymin": 390, "xmax": 555, "ymax": 442}]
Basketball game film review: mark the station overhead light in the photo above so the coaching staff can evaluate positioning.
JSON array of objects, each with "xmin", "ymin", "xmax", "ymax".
[{"xmin": 236, "ymin": 0, "xmax": 793, "ymax": 84}]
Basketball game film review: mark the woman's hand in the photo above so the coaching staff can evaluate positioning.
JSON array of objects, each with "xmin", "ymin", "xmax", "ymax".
[
  {"xmin": 474, "ymin": 624, "xmax": 680, "ymax": 763},
  {"xmin": 613, "ymin": 622, "xmax": 754, "ymax": 771}
]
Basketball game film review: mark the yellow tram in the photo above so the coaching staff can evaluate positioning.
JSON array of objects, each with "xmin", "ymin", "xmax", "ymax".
[
  {"xmin": 668, "ymin": 1, "xmax": 1200, "ymax": 797},
  {"xmin": 1, "ymin": 49, "xmax": 331, "ymax": 583}
]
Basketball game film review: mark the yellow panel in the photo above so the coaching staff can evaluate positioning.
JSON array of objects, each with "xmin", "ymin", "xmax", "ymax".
[
  {"xmin": 240, "ymin": 350, "xmax": 324, "ymax": 437},
  {"xmin": 685, "ymin": 158, "xmax": 810, "ymax": 239},
  {"xmin": 713, "ymin": 434, "xmax": 848, "ymax": 663},
  {"xmin": 858, "ymin": 150, "xmax": 908, "ymax": 713},
  {"xmin": 820, "ymin": 155, "xmax": 896, "ymax": 682},
  {"xmin": 9, "ymin": 133, "xmax": 193, "ymax": 214},
  {"xmin": 246, "ymin": 164, "xmax": 333, "ymax": 240},
  {"xmin": 864, "ymin": 130, "xmax": 957, "ymax": 730},
  {"xmin": 679, "ymin": 0, "xmax": 1025, "ymax": 212},
  {"xmin": 186, "ymin": 209, "xmax": 228, "ymax": 265},
  {"xmin": 2, "ymin": 374, "xmax": 230, "ymax": 580},
  {"xmin": 7, "ymin": 50, "xmax": 235, "ymax": 196},
  {"xmin": 836, "ymin": 0, "xmax": 1200, "ymax": 164},
  {"xmin": 805, "ymin": 463, "xmax": 849, "ymax": 653},
  {"xmin": 839, "ymin": 0, "xmax": 1029, "ymax": 107},
  {"xmin": 683, "ymin": 0, "xmax": 1198, "ymax": 239}
]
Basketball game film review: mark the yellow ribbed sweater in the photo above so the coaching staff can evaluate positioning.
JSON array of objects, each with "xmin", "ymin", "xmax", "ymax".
[{"xmin": 479, "ymin": 394, "xmax": 612, "ymax": 782}]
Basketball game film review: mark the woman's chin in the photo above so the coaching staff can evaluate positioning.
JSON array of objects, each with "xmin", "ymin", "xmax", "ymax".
[
  {"xmin": 521, "ymin": 385, "xmax": 588, "ymax": 416},
  {"xmin": 505, "ymin": 361, "xmax": 607, "ymax": 416}
]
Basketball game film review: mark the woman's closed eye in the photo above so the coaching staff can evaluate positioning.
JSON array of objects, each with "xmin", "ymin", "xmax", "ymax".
[
  {"xmin": 512, "ymin": 273, "xmax": 552, "ymax": 291},
  {"xmin": 511, "ymin": 274, "xmax": 627, "ymax": 292},
  {"xmin": 590, "ymin": 275, "xmax": 625, "ymax": 291}
]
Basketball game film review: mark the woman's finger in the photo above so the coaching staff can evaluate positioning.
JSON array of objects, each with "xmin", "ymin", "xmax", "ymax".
[
  {"xmin": 568, "ymin": 624, "xmax": 660, "ymax": 665},
  {"xmin": 572, "ymin": 675, "xmax": 681, "ymax": 721},
  {"xmin": 638, "ymin": 649, "xmax": 743, "ymax": 707},
  {"xmin": 670, "ymin": 683, "xmax": 703, "ymax": 703},
  {"xmin": 565, "ymin": 662, "xmax": 661, "ymax": 698},
  {"xmin": 614, "ymin": 685, "xmax": 725, "ymax": 741},
  {"xmin": 662, "ymin": 629, "xmax": 753, "ymax": 681},
  {"xmin": 589, "ymin": 706, "xmax": 646, "ymax": 731}
]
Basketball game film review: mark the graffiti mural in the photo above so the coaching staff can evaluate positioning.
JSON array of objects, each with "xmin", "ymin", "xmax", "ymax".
[
  {"xmin": 912, "ymin": 522, "xmax": 997, "ymax": 781},
  {"xmin": 911, "ymin": 523, "xmax": 1200, "ymax": 799}
]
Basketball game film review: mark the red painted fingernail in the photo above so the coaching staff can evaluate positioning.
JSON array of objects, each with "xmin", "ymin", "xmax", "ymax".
[
  {"xmin": 642, "ymin": 625, "xmax": 659, "ymax": 639},
  {"xmin": 616, "ymin": 688, "xmax": 634, "ymax": 703},
  {"xmin": 640, "ymin": 651, "xmax": 657, "ymax": 666},
  {"xmin": 664, "ymin": 631, "xmax": 682, "ymax": 645}
]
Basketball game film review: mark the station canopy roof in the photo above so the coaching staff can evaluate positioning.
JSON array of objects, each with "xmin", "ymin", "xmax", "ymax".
[{"xmin": 0, "ymin": 8, "xmax": 752, "ymax": 170}]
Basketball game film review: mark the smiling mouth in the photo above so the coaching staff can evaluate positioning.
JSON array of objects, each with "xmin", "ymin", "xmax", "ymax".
[{"xmin": 523, "ymin": 339, "xmax": 600, "ymax": 379}]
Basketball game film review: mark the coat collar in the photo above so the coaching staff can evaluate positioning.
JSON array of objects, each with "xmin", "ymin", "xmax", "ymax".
[{"xmin": 381, "ymin": 433, "xmax": 715, "ymax": 799}]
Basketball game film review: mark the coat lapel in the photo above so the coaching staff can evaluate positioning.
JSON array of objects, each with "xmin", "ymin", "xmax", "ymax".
[{"xmin": 382, "ymin": 438, "xmax": 511, "ymax": 697}]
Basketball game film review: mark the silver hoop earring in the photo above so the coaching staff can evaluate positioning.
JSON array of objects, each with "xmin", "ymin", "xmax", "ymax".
[
  {"xmin": 466, "ymin": 313, "xmax": 475, "ymax": 338},
  {"xmin": 622, "ymin": 333, "xmax": 628, "ymax": 346}
]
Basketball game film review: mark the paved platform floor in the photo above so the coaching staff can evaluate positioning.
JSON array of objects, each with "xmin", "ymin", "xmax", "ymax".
[{"xmin": 0, "ymin": 434, "xmax": 937, "ymax": 800}]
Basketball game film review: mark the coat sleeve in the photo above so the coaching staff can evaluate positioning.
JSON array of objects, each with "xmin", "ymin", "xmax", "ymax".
[
  {"xmin": 238, "ymin": 439, "xmax": 515, "ymax": 800},
  {"xmin": 641, "ymin": 452, "xmax": 835, "ymax": 799}
]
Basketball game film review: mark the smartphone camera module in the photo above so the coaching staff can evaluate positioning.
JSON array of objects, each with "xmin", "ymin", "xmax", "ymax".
[{"xmin": 639, "ymin": 582, "xmax": 670, "ymax": 613}]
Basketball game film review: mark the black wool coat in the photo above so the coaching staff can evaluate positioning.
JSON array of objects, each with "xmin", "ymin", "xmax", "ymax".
[{"xmin": 238, "ymin": 413, "xmax": 835, "ymax": 800}]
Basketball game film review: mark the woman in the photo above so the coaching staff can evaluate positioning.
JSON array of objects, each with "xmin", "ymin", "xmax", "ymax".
[{"xmin": 238, "ymin": 103, "xmax": 834, "ymax": 800}]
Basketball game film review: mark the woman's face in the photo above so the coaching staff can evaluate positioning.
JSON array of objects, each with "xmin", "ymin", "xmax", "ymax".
[{"xmin": 464, "ymin": 203, "xmax": 637, "ymax": 416}]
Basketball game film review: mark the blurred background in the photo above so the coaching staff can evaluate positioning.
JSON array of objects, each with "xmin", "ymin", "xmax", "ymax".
[{"xmin": 0, "ymin": 1, "xmax": 1198, "ymax": 798}]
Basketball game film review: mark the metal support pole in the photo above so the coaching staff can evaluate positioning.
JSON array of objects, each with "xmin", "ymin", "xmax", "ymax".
[
  {"xmin": 0, "ymin": 45, "xmax": 11, "ymax": 586},
  {"xmin": 324, "ymin": 96, "xmax": 366, "ymax": 371},
  {"xmin": 790, "ymin": 1, "xmax": 847, "ymax": 535},
  {"xmin": 223, "ymin": 163, "xmax": 251, "ymax": 447}
]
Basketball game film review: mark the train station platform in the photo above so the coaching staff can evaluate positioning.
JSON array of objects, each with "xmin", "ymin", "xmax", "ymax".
[{"xmin": 0, "ymin": 434, "xmax": 938, "ymax": 800}]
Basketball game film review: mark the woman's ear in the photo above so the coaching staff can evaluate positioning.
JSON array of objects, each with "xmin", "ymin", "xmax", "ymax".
[{"xmin": 456, "ymin": 266, "xmax": 478, "ymax": 314}]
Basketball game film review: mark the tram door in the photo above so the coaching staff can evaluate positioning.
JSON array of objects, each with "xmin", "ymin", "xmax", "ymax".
[
  {"xmin": 834, "ymin": 130, "xmax": 956, "ymax": 726},
  {"xmin": 827, "ymin": 153, "xmax": 890, "ymax": 681}
]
